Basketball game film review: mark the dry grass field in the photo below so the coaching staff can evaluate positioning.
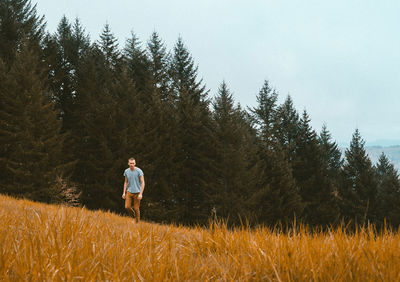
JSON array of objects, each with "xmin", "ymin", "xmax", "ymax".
[{"xmin": 1, "ymin": 194, "xmax": 400, "ymax": 281}]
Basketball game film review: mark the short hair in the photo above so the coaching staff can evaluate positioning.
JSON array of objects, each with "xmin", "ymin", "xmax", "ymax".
[{"xmin": 128, "ymin": 157, "xmax": 135, "ymax": 162}]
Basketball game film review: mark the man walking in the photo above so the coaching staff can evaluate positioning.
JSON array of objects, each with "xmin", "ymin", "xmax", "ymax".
[{"xmin": 122, "ymin": 157, "xmax": 145, "ymax": 223}]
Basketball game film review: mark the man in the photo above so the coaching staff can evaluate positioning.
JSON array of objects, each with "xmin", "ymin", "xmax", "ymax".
[{"xmin": 122, "ymin": 157, "xmax": 145, "ymax": 223}]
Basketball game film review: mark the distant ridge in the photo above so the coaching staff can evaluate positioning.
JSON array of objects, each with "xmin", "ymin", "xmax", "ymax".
[
  {"xmin": 340, "ymin": 145, "xmax": 400, "ymax": 171},
  {"xmin": 366, "ymin": 140, "xmax": 400, "ymax": 147},
  {"xmin": 365, "ymin": 145, "xmax": 400, "ymax": 171}
]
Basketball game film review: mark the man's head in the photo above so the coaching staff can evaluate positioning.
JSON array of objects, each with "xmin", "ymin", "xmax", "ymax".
[{"xmin": 128, "ymin": 157, "xmax": 136, "ymax": 170}]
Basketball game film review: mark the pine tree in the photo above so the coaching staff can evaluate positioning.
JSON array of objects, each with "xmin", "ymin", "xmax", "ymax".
[
  {"xmin": 69, "ymin": 18, "xmax": 91, "ymax": 67},
  {"xmin": 169, "ymin": 37, "xmax": 215, "ymax": 224},
  {"xmin": 0, "ymin": 0, "xmax": 45, "ymax": 66},
  {"xmin": 318, "ymin": 124, "xmax": 343, "ymax": 225},
  {"xmin": 44, "ymin": 16, "xmax": 74, "ymax": 120},
  {"xmin": 248, "ymin": 82, "xmax": 303, "ymax": 225},
  {"xmin": 293, "ymin": 111, "xmax": 339, "ymax": 226},
  {"xmin": 40, "ymin": 17, "xmax": 91, "ymax": 187},
  {"xmin": 124, "ymin": 34, "xmax": 177, "ymax": 221},
  {"xmin": 249, "ymin": 80, "xmax": 278, "ymax": 147},
  {"xmin": 319, "ymin": 124, "xmax": 343, "ymax": 177},
  {"xmin": 211, "ymin": 82, "xmax": 258, "ymax": 224},
  {"xmin": 56, "ymin": 18, "xmax": 90, "ymax": 131},
  {"xmin": 246, "ymin": 148, "xmax": 303, "ymax": 225},
  {"xmin": 175, "ymin": 88, "xmax": 216, "ymax": 224},
  {"xmin": 375, "ymin": 153, "xmax": 400, "ymax": 227},
  {"xmin": 45, "ymin": 17, "xmax": 90, "ymax": 118},
  {"xmin": 98, "ymin": 23, "xmax": 121, "ymax": 70},
  {"xmin": 71, "ymin": 42, "xmax": 126, "ymax": 210},
  {"xmin": 124, "ymin": 32, "xmax": 152, "ymax": 93},
  {"xmin": 123, "ymin": 32, "xmax": 182, "ymax": 222},
  {"xmin": 0, "ymin": 47, "xmax": 71, "ymax": 202},
  {"xmin": 169, "ymin": 36, "xmax": 206, "ymax": 102},
  {"xmin": 274, "ymin": 95, "xmax": 300, "ymax": 162},
  {"xmin": 147, "ymin": 32, "xmax": 171, "ymax": 99},
  {"xmin": 340, "ymin": 129, "xmax": 378, "ymax": 226},
  {"xmin": 134, "ymin": 90, "xmax": 180, "ymax": 223}
]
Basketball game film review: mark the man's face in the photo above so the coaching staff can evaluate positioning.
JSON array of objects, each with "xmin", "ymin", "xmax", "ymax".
[{"xmin": 128, "ymin": 160, "xmax": 136, "ymax": 169}]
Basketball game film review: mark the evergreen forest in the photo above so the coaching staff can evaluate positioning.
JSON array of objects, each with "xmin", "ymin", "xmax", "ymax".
[{"xmin": 1, "ymin": 0, "xmax": 400, "ymax": 229}]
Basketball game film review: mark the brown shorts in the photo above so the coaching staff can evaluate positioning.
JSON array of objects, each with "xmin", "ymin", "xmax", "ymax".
[{"xmin": 125, "ymin": 191, "xmax": 141, "ymax": 209}]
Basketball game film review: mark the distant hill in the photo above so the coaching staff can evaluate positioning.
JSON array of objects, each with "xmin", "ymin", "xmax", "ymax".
[
  {"xmin": 365, "ymin": 145, "xmax": 400, "ymax": 171},
  {"xmin": 366, "ymin": 140, "xmax": 400, "ymax": 147},
  {"xmin": 341, "ymin": 145, "xmax": 400, "ymax": 172}
]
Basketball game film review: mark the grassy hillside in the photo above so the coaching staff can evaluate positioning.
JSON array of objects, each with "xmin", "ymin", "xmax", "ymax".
[{"xmin": 1, "ymin": 195, "xmax": 400, "ymax": 281}]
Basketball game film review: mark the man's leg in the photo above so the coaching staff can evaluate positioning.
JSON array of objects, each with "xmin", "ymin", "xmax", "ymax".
[
  {"xmin": 125, "ymin": 192, "xmax": 136, "ymax": 218},
  {"xmin": 133, "ymin": 193, "xmax": 141, "ymax": 223}
]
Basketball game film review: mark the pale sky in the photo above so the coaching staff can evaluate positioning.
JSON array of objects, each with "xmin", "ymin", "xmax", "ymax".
[{"xmin": 35, "ymin": 0, "xmax": 400, "ymax": 146}]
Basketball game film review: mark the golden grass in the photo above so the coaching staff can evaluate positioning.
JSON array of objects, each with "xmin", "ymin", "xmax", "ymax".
[{"xmin": 1, "ymin": 195, "xmax": 400, "ymax": 281}]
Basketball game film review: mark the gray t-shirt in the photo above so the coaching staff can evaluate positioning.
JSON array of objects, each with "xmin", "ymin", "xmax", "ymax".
[{"xmin": 123, "ymin": 167, "xmax": 144, "ymax": 193}]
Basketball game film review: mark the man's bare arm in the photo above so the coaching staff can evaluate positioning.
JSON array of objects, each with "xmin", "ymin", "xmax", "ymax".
[
  {"xmin": 122, "ymin": 176, "xmax": 128, "ymax": 199},
  {"xmin": 138, "ymin": 175, "xmax": 145, "ymax": 199}
]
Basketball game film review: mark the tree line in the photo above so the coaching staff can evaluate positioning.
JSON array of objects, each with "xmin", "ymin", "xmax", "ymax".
[{"xmin": 1, "ymin": 0, "xmax": 400, "ymax": 229}]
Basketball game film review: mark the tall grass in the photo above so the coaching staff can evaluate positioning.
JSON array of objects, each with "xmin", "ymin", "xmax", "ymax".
[{"xmin": 1, "ymin": 194, "xmax": 400, "ymax": 281}]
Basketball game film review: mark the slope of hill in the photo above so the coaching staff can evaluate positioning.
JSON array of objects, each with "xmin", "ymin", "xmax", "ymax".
[{"xmin": 1, "ymin": 195, "xmax": 400, "ymax": 280}]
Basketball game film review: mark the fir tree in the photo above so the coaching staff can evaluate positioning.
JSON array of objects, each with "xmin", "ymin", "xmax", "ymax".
[
  {"xmin": 248, "ymin": 82, "xmax": 303, "ymax": 225},
  {"xmin": 42, "ymin": 17, "xmax": 90, "ymax": 123},
  {"xmin": 175, "ymin": 88, "xmax": 215, "ymax": 224},
  {"xmin": 0, "ymin": 0, "xmax": 45, "ymax": 66},
  {"xmin": 0, "ymin": 47, "xmax": 71, "ymax": 202},
  {"xmin": 134, "ymin": 90, "xmax": 180, "ymax": 223},
  {"xmin": 246, "ymin": 148, "xmax": 303, "ymax": 225},
  {"xmin": 169, "ymin": 36, "xmax": 207, "ymax": 102},
  {"xmin": 319, "ymin": 124, "xmax": 343, "ymax": 176},
  {"xmin": 71, "ymin": 43, "xmax": 126, "ymax": 210},
  {"xmin": 169, "ymin": 37, "xmax": 215, "ymax": 224},
  {"xmin": 124, "ymin": 33, "xmax": 180, "ymax": 222},
  {"xmin": 40, "ymin": 17, "xmax": 91, "ymax": 181},
  {"xmin": 124, "ymin": 34, "xmax": 178, "ymax": 221},
  {"xmin": 274, "ymin": 95, "xmax": 300, "ymax": 161},
  {"xmin": 293, "ymin": 111, "xmax": 339, "ymax": 226},
  {"xmin": 340, "ymin": 129, "xmax": 378, "ymax": 226},
  {"xmin": 124, "ymin": 31, "xmax": 152, "ymax": 93},
  {"xmin": 211, "ymin": 82, "xmax": 257, "ymax": 224},
  {"xmin": 147, "ymin": 31, "xmax": 171, "ymax": 99},
  {"xmin": 98, "ymin": 23, "xmax": 121, "ymax": 70},
  {"xmin": 375, "ymin": 153, "xmax": 400, "ymax": 227},
  {"xmin": 70, "ymin": 18, "xmax": 91, "ymax": 67},
  {"xmin": 45, "ymin": 16, "xmax": 74, "ymax": 119},
  {"xmin": 249, "ymin": 80, "xmax": 278, "ymax": 147}
]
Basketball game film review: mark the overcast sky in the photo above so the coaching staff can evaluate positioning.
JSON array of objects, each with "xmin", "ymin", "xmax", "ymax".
[{"xmin": 35, "ymin": 0, "xmax": 400, "ymax": 146}]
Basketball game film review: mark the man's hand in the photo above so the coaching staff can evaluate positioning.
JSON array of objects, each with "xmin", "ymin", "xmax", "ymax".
[
  {"xmin": 138, "ymin": 193, "xmax": 143, "ymax": 200},
  {"xmin": 122, "ymin": 193, "xmax": 126, "ymax": 199}
]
